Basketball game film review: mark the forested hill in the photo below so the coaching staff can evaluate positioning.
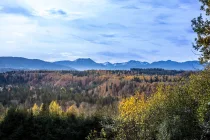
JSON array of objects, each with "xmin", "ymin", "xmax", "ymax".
[
  {"xmin": 0, "ymin": 68, "xmax": 204, "ymax": 140},
  {"xmin": 0, "ymin": 70, "xmax": 187, "ymax": 108},
  {"xmin": 130, "ymin": 68, "xmax": 187, "ymax": 75}
]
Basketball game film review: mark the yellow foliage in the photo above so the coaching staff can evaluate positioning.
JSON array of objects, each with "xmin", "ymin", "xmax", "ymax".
[
  {"xmin": 119, "ymin": 93, "xmax": 148, "ymax": 124},
  {"xmin": 32, "ymin": 103, "xmax": 40, "ymax": 116},
  {"xmin": 66, "ymin": 104, "xmax": 78, "ymax": 116},
  {"xmin": 147, "ymin": 85, "xmax": 168, "ymax": 109},
  {"xmin": 49, "ymin": 101, "xmax": 62, "ymax": 116},
  {"xmin": 40, "ymin": 103, "xmax": 44, "ymax": 112},
  {"xmin": 119, "ymin": 85, "xmax": 169, "ymax": 125}
]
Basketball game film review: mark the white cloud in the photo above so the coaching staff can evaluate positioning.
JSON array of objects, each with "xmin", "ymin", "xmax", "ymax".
[{"xmin": 19, "ymin": 0, "xmax": 109, "ymax": 19}]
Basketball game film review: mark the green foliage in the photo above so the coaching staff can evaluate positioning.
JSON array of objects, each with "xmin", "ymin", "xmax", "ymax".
[
  {"xmin": 0, "ymin": 103, "xmax": 5, "ymax": 121},
  {"xmin": 0, "ymin": 107, "xmax": 103, "ymax": 140},
  {"xmin": 131, "ymin": 68, "xmax": 186, "ymax": 75},
  {"xmin": 192, "ymin": 0, "xmax": 210, "ymax": 63},
  {"xmin": 86, "ymin": 117, "xmax": 117, "ymax": 140}
]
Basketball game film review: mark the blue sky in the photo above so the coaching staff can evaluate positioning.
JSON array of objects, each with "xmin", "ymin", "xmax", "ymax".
[{"xmin": 0, "ymin": 0, "xmax": 201, "ymax": 63}]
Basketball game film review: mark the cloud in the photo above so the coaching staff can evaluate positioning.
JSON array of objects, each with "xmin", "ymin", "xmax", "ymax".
[
  {"xmin": 98, "ymin": 52, "xmax": 144, "ymax": 59},
  {"xmin": 121, "ymin": 5, "xmax": 139, "ymax": 9},
  {"xmin": 167, "ymin": 36, "xmax": 191, "ymax": 46},
  {"xmin": 71, "ymin": 34, "xmax": 119, "ymax": 45},
  {"xmin": 0, "ymin": 6, "xmax": 33, "ymax": 16},
  {"xmin": 155, "ymin": 14, "xmax": 171, "ymax": 25},
  {"xmin": 69, "ymin": 20, "xmax": 128, "ymax": 31},
  {"xmin": 139, "ymin": 49, "xmax": 160, "ymax": 55},
  {"xmin": 100, "ymin": 34, "xmax": 116, "ymax": 38},
  {"xmin": 105, "ymin": 23, "xmax": 127, "ymax": 30},
  {"xmin": 48, "ymin": 9, "xmax": 67, "ymax": 16}
]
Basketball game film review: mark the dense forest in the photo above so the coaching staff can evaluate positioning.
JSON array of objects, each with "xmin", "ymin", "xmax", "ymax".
[
  {"xmin": 0, "ymin": 69, "xmax": 189, "ymax": 139},
  {"xmin": 0, "ymin": 69, "xmax": 185, "ymax": 107},
  {"xmin": 1, "ymin": 68, "xmax": 210, "ymax": 140}
]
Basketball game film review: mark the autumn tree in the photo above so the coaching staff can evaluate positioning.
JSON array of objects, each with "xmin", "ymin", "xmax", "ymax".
[
  {"xmin": 66, "ymin": 104, "xmax": 78, "ymax": 116},
  {"xmin": 49, "ymin": 101, "xmax": 62, "ymax": 116},
  {"xmin": 32, "ymin": 103, "xmax": 41, "ymax": 116}
]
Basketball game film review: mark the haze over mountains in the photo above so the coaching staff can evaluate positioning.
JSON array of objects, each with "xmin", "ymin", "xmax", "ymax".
[{"xmin": 0, "ymin": 57, "xmax": 203, "ymax": 71}]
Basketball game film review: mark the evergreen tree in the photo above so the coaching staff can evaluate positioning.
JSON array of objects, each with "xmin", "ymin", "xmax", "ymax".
[{"xmin": 192, "ymin": 0, "xmax": 210, "ymax": 63}]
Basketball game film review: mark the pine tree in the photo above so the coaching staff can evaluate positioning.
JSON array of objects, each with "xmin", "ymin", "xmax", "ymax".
[{"xmin": 192, "ymin": 0, "xmax": 210, "ymax": 63}]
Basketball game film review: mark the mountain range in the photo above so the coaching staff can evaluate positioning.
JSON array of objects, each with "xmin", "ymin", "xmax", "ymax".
[
  {"xmin": 54, "ymin": 59, "xmax": 203, "ymax": 71},
  {"xmin": 0, "ymin": 57, "xmax": 74, "ymax": 71},
  {"xmin": 0, "ymin": 57, "xmax": 204, "ymax": 71}
]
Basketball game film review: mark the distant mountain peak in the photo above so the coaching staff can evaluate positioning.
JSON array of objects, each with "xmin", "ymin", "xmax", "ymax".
[
  {"xmin": 125, "ymin": 60, "xmax": 149, "ymax": 66},
  {"xmin": 103, "ymin": 62, "xmax": 112, "ymax": 65},
  {"xmin": 128, "ymin": 60, "xmax": 139, "ymax": 63},
  {"xmin": 74, "ymin": 58, "xmax": 94, "ymax": 62}
]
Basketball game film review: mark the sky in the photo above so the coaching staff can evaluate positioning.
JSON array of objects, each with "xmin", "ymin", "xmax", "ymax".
[{"xmin": 0, "ymin": 0, "xmax": 201, "ymax": 63}]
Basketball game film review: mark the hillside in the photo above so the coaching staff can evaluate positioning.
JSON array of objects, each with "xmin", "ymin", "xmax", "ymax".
[{"xmin": 0, "ymin": 69, "xmax": 187, "ymax": 107}]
